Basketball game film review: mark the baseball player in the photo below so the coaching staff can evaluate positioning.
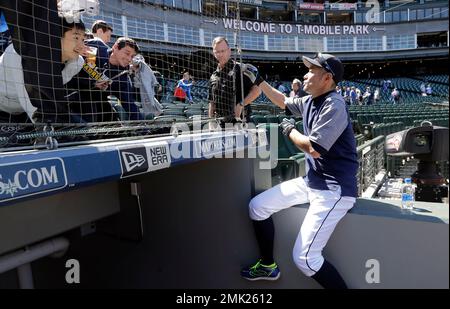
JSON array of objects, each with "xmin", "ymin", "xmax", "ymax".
[{"xmin": 240, "ymin": 53, "xmax": 358, "ymax": 289}]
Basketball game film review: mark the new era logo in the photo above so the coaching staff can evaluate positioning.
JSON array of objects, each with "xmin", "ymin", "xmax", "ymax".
[
  {"xmin": 121, "ymin": 152, "xmax": 146, "ymax": 172},
  {"xmin": 118, "ymin": 147, "xmax": 149, "ymax": 178}
]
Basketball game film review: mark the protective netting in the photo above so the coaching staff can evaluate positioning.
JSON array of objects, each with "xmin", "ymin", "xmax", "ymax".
[{"xmin": 0, "ymin": 0, "xmax": 253, "ymax": 150}]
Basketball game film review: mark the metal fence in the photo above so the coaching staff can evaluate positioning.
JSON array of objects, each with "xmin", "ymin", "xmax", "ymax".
[{"xmin": 356, "ymin": 135, "xmax": 385, "ymax": 196}]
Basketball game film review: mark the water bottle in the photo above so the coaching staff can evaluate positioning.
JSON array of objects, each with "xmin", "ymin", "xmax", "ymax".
[{"xmin": 401, "ymin": 178, "xmax": 415, "ymax": 210}]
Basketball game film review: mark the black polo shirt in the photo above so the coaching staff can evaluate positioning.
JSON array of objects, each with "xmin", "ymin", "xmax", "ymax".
[{"xmin": 209, "ymin": 59, "xmax": 253, "ymax": 122}]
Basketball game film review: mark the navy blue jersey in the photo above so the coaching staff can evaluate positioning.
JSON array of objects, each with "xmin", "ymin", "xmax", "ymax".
[{"xmin": 285, "ymin": 90, "xmax": 358, "ymax": 197}]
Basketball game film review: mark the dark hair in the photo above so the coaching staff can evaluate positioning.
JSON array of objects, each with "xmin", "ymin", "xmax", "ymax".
[
  {"xmin": 91, "ymin": 20, "xmax": 113, "ymax": 34},
  {"xmin": 115, "ymin": 37, "xmax": 140, "ymax": 53},
  {"xmin": 62, "ymin": 18, "xmax": 86, "ymax": 35},
  {"xmin": 84, "ymin": 31, "xmax": 94, "ymax": 40}
]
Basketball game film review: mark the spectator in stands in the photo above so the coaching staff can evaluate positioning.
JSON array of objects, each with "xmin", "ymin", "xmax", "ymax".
[
  {"xmin": 208, "ymin": 36, "xmax": 261, "ymax": 126},
  {"xmin": 426, "ymin": 84, "xmax": 432, "ymax": 96},
  {"xmin": 382, "ymin": 79, "xmax": 388, "ymax": 93},
  {"xmin": 420, "ymin": 82, "xmax": 427, "ymax": 96},
  {"xmin": 67, "ymin": 37, "xmax": 141, "ymax": 122},
  {"xmin": 343, "ymin": 86, "xmax": 351, "ymax": 105},
  {"xmin": 100, "ymin": 37, "xmax": 141, "ymax": 120},
  {"xmin": 61, "ymin": 20, "xmax": 89, "ymax": 84},
  {"xmin": 350, "ymin": 86, "xmax": 357, "ymax": 105},
  {"xmin": 240, "ymin": 52, "xmax": 357, "ymax": 289},
  {"xmin": 173, "ymin": 79, "xmax": 187, "ymax": 102},
  {"xmin": 289, "ymin": 78, "xmax": 307, "ymax": 98},
  {"xmin": 276, "ymin": 81, "xmax": 289, "ymax": 96},
  {"xmin": 176, "ymin": 71, "xmax": 194, "ymax": 104},
  {"xmin": 363, "ymin": 86, "xmax": 374, "ymax": 105},
  {"xmin": 340, "ymin": 86, "xmax": 347, "ymax": 100},
  {"xmin": 355, "ymin": 87, "xmax": 362, "ymax": 105},
  {"xmin": 86, "ymin": 20, "xmax": 113, "ymax": 64},
  {"xmin": 391, "ymin": 88, "xmax": 400, "ymax": 104},
  {"xmin": 374, "ymin": 87, "xmax": 380, "ymax": 104},
  {"xmin": 66, "ymin": 34, "xmax": 113, "ymax": 122},
  {"xmin": 1, "ymin": 19, "xmax": 86, "ymax": 123},
  {"xmin": 91, "ymin": 20, "xmax": 113, "ymax": 44},
  {"xmin": 386, "ymin": 79, "xmax": 392, "ymax": 88},
  {"xmin": 335, "ymin": 85, "xmax": 341, "ymax": 95},
  {"xmin": 2, "ymin": 0, "xmax": 74, "ymax": 123}
]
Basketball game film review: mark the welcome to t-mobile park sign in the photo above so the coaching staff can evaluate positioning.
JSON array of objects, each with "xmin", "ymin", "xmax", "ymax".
[{"xmin": 220, "ymin": 18, "xmax": 385, "ymax": 35}]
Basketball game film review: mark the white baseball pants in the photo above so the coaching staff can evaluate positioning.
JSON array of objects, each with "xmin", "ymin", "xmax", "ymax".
[{"xmin": 249, "ymin": 177, "xmax": 355, "ymax": 277}]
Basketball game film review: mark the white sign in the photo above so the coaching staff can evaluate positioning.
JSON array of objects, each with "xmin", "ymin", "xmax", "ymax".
[
  {"xmin": 117, "ymin": 142, "xmax": 171, "ymax": 178},
  {"xmin": 329, "ymin": 3, "xmax": 358, "ymax": 10},
  {"xmin": 299, "ymin": 3, "xmax": 324, "ymax": 10},
  {"xmin": 228, "ymin": 0, "xmax": 262, "ymax": 5},
  {"xmin": 0, "ymin": 158, "xmax": 68, "ymax": 203},
  {"xmin": 222, "ymin": 18, "xmax": 372, "ymax": 35}
]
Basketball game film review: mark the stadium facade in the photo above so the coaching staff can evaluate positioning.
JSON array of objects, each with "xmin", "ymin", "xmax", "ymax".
[
  {"xmin": 85, "ymin": 0, "xmax": 448, "ymax": 58},
  {"xmin": 82, "ymin": 0, "xmax": 449, "ymax": 79}
]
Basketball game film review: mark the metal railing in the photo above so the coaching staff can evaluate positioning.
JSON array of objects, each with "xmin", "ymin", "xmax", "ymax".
[{"xmin": 356, "ymin": 135, "xmax": 385, "ymax": 196}]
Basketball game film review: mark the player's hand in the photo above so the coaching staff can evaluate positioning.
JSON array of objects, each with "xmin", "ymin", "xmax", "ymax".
[
  {"xmin": 242, "ymin": 63, "xmax": 264, "ymax": 86},
  {"xmin": 280, "ymin": 118, "xmax": 296, "ymax": 137}
]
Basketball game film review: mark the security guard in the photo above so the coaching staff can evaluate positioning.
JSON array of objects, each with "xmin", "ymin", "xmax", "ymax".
[{"xmin": 208, "ymin": 36, "xmax": 260, "ymax": 127}]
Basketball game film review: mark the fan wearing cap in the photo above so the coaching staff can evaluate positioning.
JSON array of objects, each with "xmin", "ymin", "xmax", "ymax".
[{"xmin": 240, "ymin": 53, "xmax": 358, "ymax": 289}]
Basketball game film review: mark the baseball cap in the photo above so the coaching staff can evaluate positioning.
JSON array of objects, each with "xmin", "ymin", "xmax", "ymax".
[{"xmin": 302, "ymin": 52, "xmax": 344, "ymax": 84}]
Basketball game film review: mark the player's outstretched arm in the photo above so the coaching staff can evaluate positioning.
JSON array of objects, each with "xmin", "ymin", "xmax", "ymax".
[
  {"xmin": 242, "ymin": 63, "xmax": 286, "ymax": 110},
  {"xmin": 258, "ymin": 81, "xmax": 287, "ymax": 110}
]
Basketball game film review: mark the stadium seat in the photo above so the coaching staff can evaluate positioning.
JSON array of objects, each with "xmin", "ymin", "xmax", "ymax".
[
  {"xmin": 264, "ymin": 115, "xmax": 279, "ymax": 123},
  {"xmin": 250, "ymin": 115, "xmax": 267, "ymax": 125},
  {"xmin": 257, "ymin": 123, "xmax": 305, "ymax": 181}
]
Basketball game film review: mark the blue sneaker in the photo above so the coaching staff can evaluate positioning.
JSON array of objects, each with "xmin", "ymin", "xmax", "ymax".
[{"xmin": 241, "ymin": 259, "xmax": 281, "ymax": 281}]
